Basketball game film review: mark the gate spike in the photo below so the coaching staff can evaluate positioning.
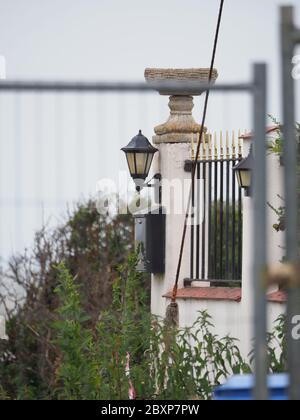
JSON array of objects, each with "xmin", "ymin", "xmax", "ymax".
[
  {"xmin": 238, "ymin": 129, "xmax": 243, "ymax": 158},
  {"xmin": 226, "ymin": 130, "xmax": 230, "ymax": 159},
  {"xmin": 232, "ymin": 131, "xmax": 236, "ymax": 158},
  {"xmin": 197, "ymin": 132, "xmax": 202, "ymax": 161},
  {"xmin": 208, "ymin": 133, "xmax": 212, "ymax": 160},
  {"xmin": 203, "ymin": 133, "xmax": 207, "ymax": 159},
  {"xmin": 220, "ymin": 130, "xmax": 224, "ymax": 159},
  {"xmin": 191, "ymin": 133, "xmax": 195, "ymax": 161},
  {"xmin": 214, "ymin": 132, "xmax": 218, "ymax": 160}
]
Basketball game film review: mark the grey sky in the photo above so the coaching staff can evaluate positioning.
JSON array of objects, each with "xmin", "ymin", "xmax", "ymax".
[
  {"xmin": 0, "ymin": 0, "xmax": 299, "ymax": 257},
  {"xmin": 0, "ymin": 0, "xmax": 299, "ymax": 133},
  {"xmin": 0, "ymin": 1, "xmax": 298, "ymax": 79}
]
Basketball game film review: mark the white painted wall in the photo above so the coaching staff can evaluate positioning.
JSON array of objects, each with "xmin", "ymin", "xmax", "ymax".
[
  {"xmin": 151, "ymin": 141, "xmax": 192, "ymax": 318},
  {"xmin": 266, "ymin": 151, "xmax": 285, "ymax": 267},
  {"xmin": 172, "ymin": 297, "xmax": 285, "ymax": 360},
  {"xmin": 149, "ymin": 80, "xmax": 286, "ymax": 361}
]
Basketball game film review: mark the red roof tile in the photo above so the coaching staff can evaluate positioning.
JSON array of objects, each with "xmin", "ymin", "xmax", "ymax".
[
  {"xmin": 267, "ymin": 290, "xmax": 287, "ymax": 304},
  {"xmin": 239, "ymin": 125, "xmax": 281, "ymax": 140},
  {"xmin": 163, "ymin": 287, "xmax": 242, "ymax": 302},
  {"xmin": 163, "ymin": 287, "xmax": 287, "ymax": 304}
]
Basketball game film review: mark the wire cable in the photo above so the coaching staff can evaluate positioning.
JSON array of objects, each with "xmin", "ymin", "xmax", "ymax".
[{"xmin": 171, "ymin": 0, "xmax": 225, "ymax": 304}]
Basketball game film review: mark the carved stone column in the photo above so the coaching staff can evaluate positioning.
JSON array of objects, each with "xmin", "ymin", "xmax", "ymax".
[{"xmin": 154, "ymin": 95, "xmax": 202, "ymax": 143}]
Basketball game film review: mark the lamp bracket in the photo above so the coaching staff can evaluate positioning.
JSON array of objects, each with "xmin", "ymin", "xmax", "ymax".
[
  {"xmin": 136, "ymin": 173, "xmax": 162, "ymax": 209},
  {"xmin": 145, "ymin": 173, "xmax": 162, "ymax": 188}
]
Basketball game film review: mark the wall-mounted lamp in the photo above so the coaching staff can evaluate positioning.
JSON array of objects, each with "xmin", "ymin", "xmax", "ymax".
[
  {"xmin": 233, "ymin": 146, "xmax": 254, "ymax": 196},
  {"xmin": 122, "ymin": 131, "xmax": 165, "ymax": 274},
  {"xmin": 121, "ymin": 130, "xmax": 159, "ymax": 190},
  {"xmin": 121, "ymin": 130, "xmax": 162, "ymax": 206}
]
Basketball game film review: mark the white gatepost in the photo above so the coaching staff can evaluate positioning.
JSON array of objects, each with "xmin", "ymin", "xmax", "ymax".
[{"xmin": 144, "ymin": 68, "xmax": 218, "ymax": 318}]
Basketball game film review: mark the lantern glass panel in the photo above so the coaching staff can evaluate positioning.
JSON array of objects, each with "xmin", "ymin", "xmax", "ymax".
[
  {"xmin": 145, "ymin": 153, "xmax": 154, "ymax": 175},
  {"xmin": 237, "ymin": 169, "xmax": 251, "ymax": 189},
  {"xmin": 126, "ymin": 153, "xmax": 137, "ymax": 176},
  {"xmin": 135, "ymin": 153, "xmax": 148, "ymax": 176}
]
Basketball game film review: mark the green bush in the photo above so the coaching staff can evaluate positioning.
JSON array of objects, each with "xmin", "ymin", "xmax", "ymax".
[
  {"xmin": 0, "ymin": 252, "xmax": 287, "ymax": 400},
  {"xmin": 52, "ymin": 259, "xmax": 251, "ymax": 400},
  {"xmin": 266, "ymin": 315, "xmax": 287, "ymax": 373},
  {"xmin": 53, "ymin": 264, "xmax": 102, "ymax": 400},
  {"xmin": 0, "ymin": 199, "xmax": 287, "ymax": 400},
  {"xmin": 0, "ymin": 200, "xmax": 135, "ymax": 400}
]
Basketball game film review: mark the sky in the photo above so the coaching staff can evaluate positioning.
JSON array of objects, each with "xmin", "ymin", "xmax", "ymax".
[
  {"xmin": 0, "ymin": 0, "xmax": 299, "ymax": 257},
  {"xmin": 0, "ymin": 1, "xmax": 299, "ymax": 93}
]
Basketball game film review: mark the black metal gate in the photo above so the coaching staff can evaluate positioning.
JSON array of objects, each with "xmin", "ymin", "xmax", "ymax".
[{"xmin": 186, "ymin": 131, "xmax": 243, "ymax": 286}]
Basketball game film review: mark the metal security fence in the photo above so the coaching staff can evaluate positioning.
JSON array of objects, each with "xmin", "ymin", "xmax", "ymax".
[
  {"xmin": 1, "ymin": 60, "xmax": 294, "ymax": 400},
  {"xmin": 186, "ymin": 131, "xmax": 243, "ymax": 286},
  {"xmin": 0, "ymin": 88, "xmax": 163, "ymax": 261}
]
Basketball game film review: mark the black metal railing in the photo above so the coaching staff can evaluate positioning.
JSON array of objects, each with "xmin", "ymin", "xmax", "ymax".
[{"xmin": 186, "ymin": 132, "xmax": 243, "ymax": 287}]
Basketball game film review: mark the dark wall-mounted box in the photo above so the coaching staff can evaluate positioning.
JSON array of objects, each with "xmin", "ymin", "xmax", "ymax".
[{"xmin": 134, "ymin": 210, "xmax": 165, "ymax": 274}]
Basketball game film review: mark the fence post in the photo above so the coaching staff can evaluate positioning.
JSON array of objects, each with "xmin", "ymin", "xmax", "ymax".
[
  {"xmin": 253, "ymin": 63, "xmax": 268, "ymax": 400},
  {"xmin": 281, "ymin": 5, "xmax": 300, "ymax": 401}
]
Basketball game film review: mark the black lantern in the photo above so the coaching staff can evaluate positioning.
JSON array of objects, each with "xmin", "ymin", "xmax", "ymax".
[
  {"xmin": 233, "ymin": 146, "xmax": 254, "ymax": 195},
  {"xmin": 121, "ymin": 130, "xmax": 158, "ymax": 187}
]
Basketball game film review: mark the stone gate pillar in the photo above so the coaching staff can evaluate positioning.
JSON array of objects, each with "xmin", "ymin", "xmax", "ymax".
[{"xmin": 145, "ymin": 68, "xmax": 218, "ymax": 317}]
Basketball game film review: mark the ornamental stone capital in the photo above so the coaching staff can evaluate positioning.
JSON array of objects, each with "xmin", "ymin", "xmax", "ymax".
[{"xmin": 145, "ymin": 68, "xmax": 218, "ymax": 144}]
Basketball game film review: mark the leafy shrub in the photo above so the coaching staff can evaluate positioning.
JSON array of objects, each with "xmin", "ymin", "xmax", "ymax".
[
  {"xmin": 52, "ymin": 259, "xmax": 251, "ymax": 400},
  {"xmin": 53, "ymin": 263, "xmax": 102, "ymax": 400},
  {"xmin": 0, "ymin": 200, "xmax": 135, "ymax": 399},
  {"xmin": 0, "ymin": 199, "xmax": 287, "ymax": 400},
  {"xmin": 267, "ymin": 315, "xmax": 287, "ymax": 373}
]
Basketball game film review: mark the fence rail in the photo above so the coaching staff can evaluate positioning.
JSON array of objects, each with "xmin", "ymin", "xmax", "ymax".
[{"xmin": 0, "ymin": 63, "xmax": 280, "ymax": 399}]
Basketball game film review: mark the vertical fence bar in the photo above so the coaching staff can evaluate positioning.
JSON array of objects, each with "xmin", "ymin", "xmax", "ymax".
[
  {"xmin": 238, "ymin": 185, "xmax": 243, "ymax": 280},
  {"xmin": 35, "ymin": 95, "xmax": 44, "ymax": 227},
  {"xmin": 214, "ymin": 135, "xmax": 218, "ymax": 279},
  {"xmin": 196, "ymin": 160, "xmax": 201, "ymax": 279},
  {"xmin": 253, "ymin": 63, "xmax": 268, "ymax": 401},
  {"xmin": 14, "ymin": 94, "xmax": 22, "ymax": 253},
  {"xmin": 225, "ymin": 132, "xmax": 230, "ymax": 280},
  {"xmin": 55, "ymin": 96, "xmax": 63, "ymax": 204},
  {"xmin": 231, "ymin": 133, "xmax": 237, "ymax": 280},
  {"xmin": 0, "ymin": 96, "xmax": 2, "ymax": 256},
  {"xmin": 208, "ymin": 137, "xmax": 213, "ymax": 278},
  {"xmin": 238, "ymin": 135, "xmax": 243, "ymax": 280},
  {"xmin": 220, "ymin": 133, "xmax": 224, "ymax": 279},
  {"xmin": 202, "ymin": 160, "xmax": 207, "ymax": 279},
  {"xmin": 35, "ymin": 96, "xmax": 43, "ymax": 202},
  {"xmin": 190, "ymin": 135, "xmax": 195, "ymax": 280},
  {"xmin": 76, "ymin": 95, "xmax": 85, "ymax": 195},
  {"xmin": 281, "ymin": 5, "xmax": 300, "ymax": 401},
  {"xmin": 190, "ymin": 151, "xmax": 195, "ymax": 280}
]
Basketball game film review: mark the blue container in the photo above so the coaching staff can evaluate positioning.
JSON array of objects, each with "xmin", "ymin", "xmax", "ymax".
[{"xmin": 214, "ymin": 374, "xmax": 289, "ymax": 400}]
